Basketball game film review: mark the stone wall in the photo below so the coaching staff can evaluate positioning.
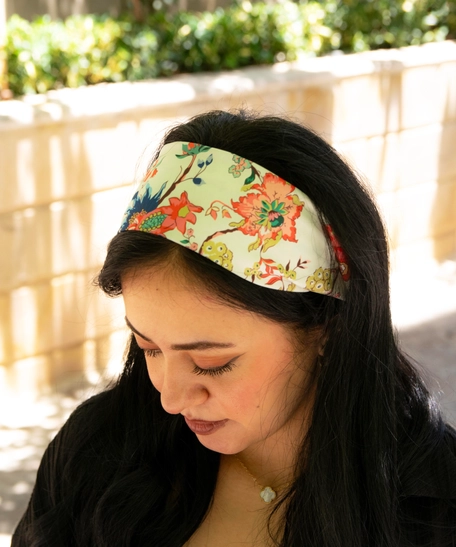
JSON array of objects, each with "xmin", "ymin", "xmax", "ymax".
[{"xmin": 1, "ymin": 41, "xmax": 455, "ymax": 404}]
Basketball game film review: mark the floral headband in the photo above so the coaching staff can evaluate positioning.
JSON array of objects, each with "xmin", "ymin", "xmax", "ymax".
[{"xmin": 119, "ymin": 141, "xmax": 350, "ymax": 298}]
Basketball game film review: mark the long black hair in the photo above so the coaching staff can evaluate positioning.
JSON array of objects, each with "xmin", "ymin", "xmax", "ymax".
[{"xmin": 14, "ymin": 110, "xmax": 456, "ymax": 547}]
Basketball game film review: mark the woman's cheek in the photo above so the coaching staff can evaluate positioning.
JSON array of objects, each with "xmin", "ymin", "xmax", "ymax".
[{"xmin": 229, "ymin": 384, "xmax": 261, "ymax": 415}]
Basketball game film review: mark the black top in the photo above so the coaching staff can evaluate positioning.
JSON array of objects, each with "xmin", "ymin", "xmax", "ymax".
[{"xmin": 12, "ymin": 390, "xmax": 456, "ymax": 546}]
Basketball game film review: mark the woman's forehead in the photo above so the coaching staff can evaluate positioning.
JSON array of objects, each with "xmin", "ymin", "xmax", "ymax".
[
  {"xmin": 122, "ymin": 265, "xmax": 226, "ymax": 308},
  {"xmin": 122, "ymin": 267, "xmax": 296, "ymax": 345}
]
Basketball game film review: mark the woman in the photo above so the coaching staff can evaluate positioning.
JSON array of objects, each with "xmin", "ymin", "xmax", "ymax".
[{"xmin": 13, "ymin": 110, "xmax": 456, "ymax": 546}]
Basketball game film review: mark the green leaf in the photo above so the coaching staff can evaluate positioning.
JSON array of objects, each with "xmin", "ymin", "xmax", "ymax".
[
  {"xmin": 292, "ymin": 194, "xmax": 304, "ymax": 207},
  {"xmin": 244, "ymin": 170, "xmax": 256, "ymax": 186},
  {"xmin": 241, "ymin": 184, "xmax": 255, "ymax": 192},
  {"xmin": 229, "ymin": 220, "xmax": 245, "ymax": 229}
]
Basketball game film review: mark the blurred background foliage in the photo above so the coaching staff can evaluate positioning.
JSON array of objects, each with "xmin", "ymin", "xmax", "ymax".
[{"xmin": 5, "ymin": 0, "xmax": 455, "ymax": 96}]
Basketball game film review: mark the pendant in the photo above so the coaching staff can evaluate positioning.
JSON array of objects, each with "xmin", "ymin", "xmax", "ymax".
[{"xmin": 260, "ymin": 486, "xmax": 277, "ymax": 503}]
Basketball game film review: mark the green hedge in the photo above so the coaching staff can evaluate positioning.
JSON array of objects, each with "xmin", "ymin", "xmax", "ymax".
[{"xmin": 5, "ymin": 0, "xmax": 454, "ymax": 96}]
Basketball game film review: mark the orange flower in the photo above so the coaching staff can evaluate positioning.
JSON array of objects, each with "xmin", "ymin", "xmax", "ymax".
[{"xmin": 231, "ymin": 174, "xmax": 303, "ymax": 242}]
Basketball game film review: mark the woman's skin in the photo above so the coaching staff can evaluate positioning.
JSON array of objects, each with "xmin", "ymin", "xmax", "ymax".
[{"xmin": 122, "ymin": 266, "xmax": 321, "ymax": 545}]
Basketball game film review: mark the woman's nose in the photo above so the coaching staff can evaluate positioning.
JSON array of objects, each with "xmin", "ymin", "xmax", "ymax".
[{"xmin": 157, "ymin": 363, "xmax": 209, "ymax": 415}]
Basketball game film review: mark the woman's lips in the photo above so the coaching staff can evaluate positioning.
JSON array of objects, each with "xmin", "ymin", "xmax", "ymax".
[{"xmin": 184, "ymin": 417, "xmax": 228, "ymax": 435}]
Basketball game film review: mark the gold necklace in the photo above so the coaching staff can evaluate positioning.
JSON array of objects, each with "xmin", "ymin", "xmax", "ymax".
[{"xmin": 234, "ymin": 456, "xmax": 288, "ymax": 504}]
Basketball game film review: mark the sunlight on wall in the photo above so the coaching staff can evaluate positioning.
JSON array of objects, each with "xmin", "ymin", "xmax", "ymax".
[{"xmin": 11, "ymin": 286, "xmax": 38, "ymax": 360}]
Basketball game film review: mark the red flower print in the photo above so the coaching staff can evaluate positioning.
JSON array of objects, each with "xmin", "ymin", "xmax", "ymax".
[
  {"xmin": 159, "ymin": 191, "xmax": 204, "ymax": 235},
  {"xmin": 231, "ymin": 174, "xmax": 303, "ymax": 243}
]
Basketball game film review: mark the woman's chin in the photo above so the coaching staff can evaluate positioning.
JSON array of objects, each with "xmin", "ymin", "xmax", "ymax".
[{"xmin": 194, "ymin": 432, "xmax": 247, "ymax": 455}]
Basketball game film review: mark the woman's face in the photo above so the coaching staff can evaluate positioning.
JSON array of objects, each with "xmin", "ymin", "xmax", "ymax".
[{"xmin": 122, "ymin": 266, "xmax": 320, "ymax": 455}]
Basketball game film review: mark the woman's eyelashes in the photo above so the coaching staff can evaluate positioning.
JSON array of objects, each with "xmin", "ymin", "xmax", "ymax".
[
  {"xmin": 192, "ymin": 360, "xmax": 236, "ymax": 377},
  {"xmin": 144, "ymin": 349, "xmax": 162, "ymax": 358},
  {"xmin": 142, "ymin": 348, "xmax": 237, "ymax": 377}
]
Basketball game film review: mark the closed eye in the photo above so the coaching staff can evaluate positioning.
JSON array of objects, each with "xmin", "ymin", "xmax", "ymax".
[
  {"xmin": 192, "ymin": 361, "xmax": 236, "ymax": 377},
  {"xmin": 144, "ymin": 349, "xmax": 162, "ymax": 358},
  {"xmin": 142, "ymin": 348, "xmax": 237, "ymax": 377}
]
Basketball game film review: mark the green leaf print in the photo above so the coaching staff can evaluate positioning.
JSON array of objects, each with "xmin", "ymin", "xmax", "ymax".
[{"xmin": 244, "ymin": 170, "xmax": 256, "ymax": 186}]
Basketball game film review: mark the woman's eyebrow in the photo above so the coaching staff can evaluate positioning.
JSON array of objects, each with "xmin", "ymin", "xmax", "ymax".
[
  {"xmin": 124, "ymin": 317, "xmax": 236, "ymax": 351},
  {"xmin": 125, "ymin": 317, "xmax": 153, "ymax": 342}
]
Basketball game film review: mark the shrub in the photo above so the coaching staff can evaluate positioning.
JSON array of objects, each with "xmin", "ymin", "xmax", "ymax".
[
  {"xmin": 320, "ymin": 0, "xmax": 452, "ymax": 53},
  {"xmin": 6, "ymin": 14, "xmax": 159, "ymax": 95},
  {"xmin": 4, "ymin": 0, "xmax": 454, "ymax": 97}
]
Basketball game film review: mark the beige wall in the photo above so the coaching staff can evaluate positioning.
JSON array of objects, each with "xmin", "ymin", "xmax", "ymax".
[{"xmin": 1, "ymin": 41, "xmax": 455, "ymax": 403}]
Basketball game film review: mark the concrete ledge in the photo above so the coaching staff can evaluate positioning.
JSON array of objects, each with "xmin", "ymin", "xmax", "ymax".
[{"xmin": 0, "ymin": 41, "xmax": 455, "ymax": 129}]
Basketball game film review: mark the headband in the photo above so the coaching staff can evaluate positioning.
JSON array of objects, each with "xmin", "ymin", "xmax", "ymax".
[{"xmin": 119, "ymin": 142, "xmax": 349, "ymax": 298}]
